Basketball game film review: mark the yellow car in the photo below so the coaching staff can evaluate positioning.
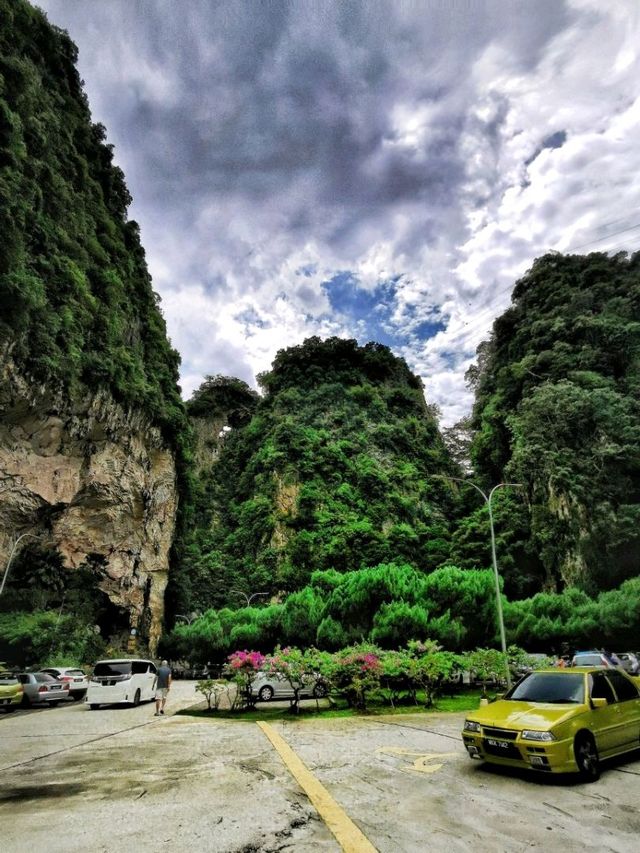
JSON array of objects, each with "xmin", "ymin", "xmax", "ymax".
[
  {"xmin": 0, "ymin": 671, "xmax": 23, "ymax": 712},
  {"xmin": 462, "ymin": 667, "xmax": 640, "ymax": 781}
]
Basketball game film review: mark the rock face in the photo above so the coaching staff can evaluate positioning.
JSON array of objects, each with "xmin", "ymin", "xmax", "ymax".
[
  {"xmin": 0, "ymin": 360, "xmax": 177, "ymax": 654},
  {"xmin": 190, "ymin": 414, "xmax": 228, "ymax": 472}
]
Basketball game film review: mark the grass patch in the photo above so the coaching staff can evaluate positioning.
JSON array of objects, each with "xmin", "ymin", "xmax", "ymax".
[{"xmin": 177, "ymin": 689, "xmax": 485, "ymax": 722}]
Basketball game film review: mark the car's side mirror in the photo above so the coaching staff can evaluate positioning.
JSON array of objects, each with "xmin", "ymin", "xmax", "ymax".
[{"xmin": 591, "ymin": 697, "xmax": 608, "ymax": 709}]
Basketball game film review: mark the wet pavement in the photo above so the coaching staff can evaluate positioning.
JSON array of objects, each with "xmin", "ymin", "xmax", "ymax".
[{"xmin": 1, "ymin": 693, "xmax": 639, "ymax": 852}]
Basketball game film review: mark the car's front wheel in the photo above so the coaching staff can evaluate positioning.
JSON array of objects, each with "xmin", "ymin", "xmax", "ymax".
[
  {"xmin": 258, "ymin": 685, "xmax": 274, "ymax": 702},
  {"xmin": 574, "ymin": 733, "xmax": 600, "ymax": 782}
]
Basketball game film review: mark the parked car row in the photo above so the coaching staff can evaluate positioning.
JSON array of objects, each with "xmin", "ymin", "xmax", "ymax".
[
  {"xmin": 570, "ymin": 651, "xmax": 639, "ymax": 673},
  {"xmin": 0, "ymin": 670, "xmax": 70, "ymax": 710},
  {"xmin": 0, "ymin": 666, "xmax": 90, "ymax": 712},
  {"xmin": 0, "ymin": 658, "xmax": 161, "ymax": 713}
]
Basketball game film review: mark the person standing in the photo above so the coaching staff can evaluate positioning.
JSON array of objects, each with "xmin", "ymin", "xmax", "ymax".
[{"xmin": 154, "ymin": 660, "xmax": 172, "ymax": 716}]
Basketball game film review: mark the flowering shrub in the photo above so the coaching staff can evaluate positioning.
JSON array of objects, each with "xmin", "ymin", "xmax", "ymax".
[
  {"xmin": 227, "ymin": 650, "xmax": 265, "ymax": 671},
  {"xmin": 264, "ymin": 646, "xmax": 320, "ymax": 711},
  {"xmin": 406, "ymin": 641, "xmax": 462, "ymax": 706},
  {"xmin": 224, "ymin": 650, "xmax": 265, "ymax": 708},
  {"xmin": 320, "ymin": 644, "xmax": 382, "ymax": 710}
]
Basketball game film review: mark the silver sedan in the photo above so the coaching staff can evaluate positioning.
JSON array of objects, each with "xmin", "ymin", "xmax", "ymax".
[{"xmin": 17, "ymin": 672, "xmax": 70, "ymax": 706}]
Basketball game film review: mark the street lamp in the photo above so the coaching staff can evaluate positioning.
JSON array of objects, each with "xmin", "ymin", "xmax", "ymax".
[
  {"xmin": 175, "ymin": 612, "xmax": 201, "ymax": 625},
  {"xmin": 0, "ymin": 532, "xmax": 42, "ymax": 598},
  {"xmin": 434, "ymin": 476, "xmax": 522, "ymax": 688},
  {"xmin": 231, "ymin": 589, "xmax": 269, "ymax": 606}
]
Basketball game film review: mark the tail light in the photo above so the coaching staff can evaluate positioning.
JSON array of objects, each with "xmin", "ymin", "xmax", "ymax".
[{"xmin": 38, "ymin": 685, "xmax": 48, "ymax": 693}]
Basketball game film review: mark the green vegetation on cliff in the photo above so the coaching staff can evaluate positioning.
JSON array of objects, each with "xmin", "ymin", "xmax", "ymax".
[
  {"xmin": 0, "ymin": 0, "xmax": 193, "ymax": 660},
  {"xmin": 180, "ymin": 337, "xmax": 461, "ymax": 612},
  {"xmin": 2, "ymin": 2, "xmax": 638, "ymax": 660},
  {"xmin": 0, "ymin": 0, "xmax": 187, "ymax": 445},
  {"xmin": 169, "ymin": 254, "xmax": 640, "ymax": 657},
  {"xmin": 469, "ymin": 252, "xmax": 640, "ymax": 594}
]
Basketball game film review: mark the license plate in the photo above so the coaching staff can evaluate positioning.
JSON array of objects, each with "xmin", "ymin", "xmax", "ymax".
[{"xmin": 487, "ymin": 738, "xmax": 510, "ymax": 749}]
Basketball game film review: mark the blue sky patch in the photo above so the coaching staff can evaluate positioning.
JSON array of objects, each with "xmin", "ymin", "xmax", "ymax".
[{"xmin": 323, "ymin": 272, "xmax": 446, "ymax": 349}]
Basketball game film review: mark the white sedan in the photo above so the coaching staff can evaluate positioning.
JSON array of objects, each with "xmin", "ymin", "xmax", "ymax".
[{"xmin": 40, "ymin": 667, "xmax": 89, "ymax": 700}]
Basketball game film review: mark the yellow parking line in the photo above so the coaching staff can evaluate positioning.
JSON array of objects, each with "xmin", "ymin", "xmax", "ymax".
[{"xmin": 257, "ymin": 721, "xmax": 378, "ymax": 853}]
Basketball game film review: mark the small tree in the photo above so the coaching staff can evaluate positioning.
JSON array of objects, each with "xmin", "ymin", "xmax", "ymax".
[
  {"xmin": 195, "ymin": 679, "xmax": 227, "ymax": 711},
  {"xmin": 264, "ymin": 646, "xmax": 316, "ymax": 713},
  {"xmin": 379, "ymin": 649, "xmax": 414, "ymax": 707},
  {"xmin": 507, "ymin": 645, "xmax": 553, "ymax": 681},
  {"xmin": 407, "ymin": 640, "xmax": 462, "ymax": 707},
  {"xmin": 464, "ymin": 648, "xmax": 507, "ymax": 698}
]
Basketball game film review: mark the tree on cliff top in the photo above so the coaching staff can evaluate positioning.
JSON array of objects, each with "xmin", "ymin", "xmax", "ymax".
[{"xmin": 187, "ymin": 375, "xmax": 259, "ymax": 427}]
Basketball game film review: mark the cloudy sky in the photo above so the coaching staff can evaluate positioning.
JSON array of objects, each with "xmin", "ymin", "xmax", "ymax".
[{"xmin": 39, "ymin": 0, "xmax": 640, "ymax": 424}]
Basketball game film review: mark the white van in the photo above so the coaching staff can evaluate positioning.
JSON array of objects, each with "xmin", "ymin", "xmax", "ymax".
[{"xmin": 86, "ymin": 659, "xmax": 157, "ymax": 710}]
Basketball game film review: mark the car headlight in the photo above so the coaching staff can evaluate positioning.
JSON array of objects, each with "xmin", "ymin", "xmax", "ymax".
[
  {"xmin": 521, "ymin": 730, "xmax": 556, "ymax": 742},
  {"xmin": 463, "ymin": 720, "xmax": 481, "ymax": 733}
]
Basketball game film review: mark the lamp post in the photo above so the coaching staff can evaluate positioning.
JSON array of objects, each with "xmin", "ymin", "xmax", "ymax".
[
  {"xmin": 434, "ymin": 476, "xmax": 522, "ymax": 689},
  {"xmin": 231, "ymin": 589, "xmax": 269, "ymax": 606},
  {"xmin": 0, "ymin": 532, "xmax": 41, "ymax": 598}
]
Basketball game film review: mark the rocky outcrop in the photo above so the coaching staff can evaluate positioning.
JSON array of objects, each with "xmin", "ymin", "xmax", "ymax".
[
  {"xmin": 191, "ymin": 414, "xmax": 228, "ymax": 472},
  {"xmin": 0, "ymin": 360, "xmax": 177, "ymax": 654},
  {"xmin": 270, "ymin": 474, "xmax": 299, "ymax": 551}
]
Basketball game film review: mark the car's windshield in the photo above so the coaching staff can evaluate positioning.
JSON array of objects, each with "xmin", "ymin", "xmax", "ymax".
[
  {"xmin": 34, "ymin": 672, "xmax": 57, "ymax": 683},
  {"xmin": 574, "ymin": 655, "xmax": 602, "ymax": 666},
  {"xmin": 505, "ymin": 672, "xmax": 585, "ymax": 704},
  {"xmin": 93, "ymin": 662, "xmax": 132, "ymax": 677}
]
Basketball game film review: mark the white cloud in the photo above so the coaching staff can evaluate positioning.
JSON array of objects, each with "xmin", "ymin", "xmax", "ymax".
[{"xmin": 38, "ymin": 1, "xmax": 640, "ymax": 426}]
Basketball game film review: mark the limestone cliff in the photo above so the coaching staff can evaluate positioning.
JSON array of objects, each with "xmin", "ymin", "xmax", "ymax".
[
  {"xmin": 190, "ymin": 414, "xmax": 228, "ymax": 472},
  {"xmin": 0, "ymin": 359, "xmax": 177, "ymax": 653}
]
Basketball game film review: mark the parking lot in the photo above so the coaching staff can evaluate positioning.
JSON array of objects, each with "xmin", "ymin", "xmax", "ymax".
[{"xmin": 1, "ymin": 687, "xmax": 639, "ymax": 852}]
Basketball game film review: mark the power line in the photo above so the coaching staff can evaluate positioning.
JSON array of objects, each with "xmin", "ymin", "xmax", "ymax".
[
  {"xmin": 565, "ymin": 222, "xmax": 640, "ymax": 252},
  {"xmin": 449, "ymin": 226, "xmax": 640, "ymax": 345},
  {"xmin": 418, "ymin": 219, "xmax": 640, "ymax": 358}
]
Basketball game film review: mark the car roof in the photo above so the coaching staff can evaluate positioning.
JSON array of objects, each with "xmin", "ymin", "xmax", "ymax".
[
  {"xmin": 44, "ymin": 666, "xmax": 83, "ymax": 671},
  {"xmin": 94, "ymin": 658, "xmax": 153, "ymax": 664},
  {"xmin": 528, "ymin": 667, "xmax": 602, "ymax": 675}
]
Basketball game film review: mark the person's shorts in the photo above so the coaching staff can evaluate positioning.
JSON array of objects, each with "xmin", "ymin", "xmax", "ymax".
[{"xmin": 155, "ymin": 687, "xmax": 169, "ymax": 700}]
